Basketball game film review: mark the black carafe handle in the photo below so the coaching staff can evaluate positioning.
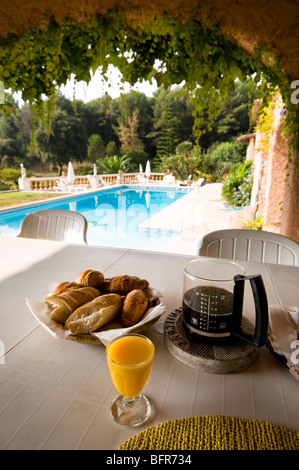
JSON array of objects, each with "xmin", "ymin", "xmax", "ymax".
[{"xmin": 232, "ymin": 274, "xmax": 269, "ymax": 347}]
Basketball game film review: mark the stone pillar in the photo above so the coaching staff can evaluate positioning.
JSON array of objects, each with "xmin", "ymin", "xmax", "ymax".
[
  {"xmin": 18, "ymin": 177, "xmax": 31, "ymax": 191},
  {"xmin": 245, "ymin": 134, "xmax": 256, "ymax": 161}
]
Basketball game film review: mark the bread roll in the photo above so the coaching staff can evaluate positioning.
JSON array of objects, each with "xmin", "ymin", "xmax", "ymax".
[
  {"xmin": 51, "ymin": 281, "xmax": 83, "ymax": 296},
  {"xmin": 76, "ymin": 269, "xmax": 105, "ymax": 287},
  {"xmin": 65, "ymin": 293, "xmax": 122, "ymax": 335},
  {"xmin": 121, "ymin": 289, "xmax": 148, "ymax": 327},
  {"xmin": 46, "ymin": 287, "xmax": 100, "ymax": 325},
  {"xmin": 101, "ymin": 275, "xmax": 149, "ymax": 295}
]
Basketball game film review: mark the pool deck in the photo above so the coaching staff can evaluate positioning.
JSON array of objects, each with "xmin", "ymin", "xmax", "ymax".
[{"xmin": 139, "ymin": 182, "xmax": 242, "ymax": 255}]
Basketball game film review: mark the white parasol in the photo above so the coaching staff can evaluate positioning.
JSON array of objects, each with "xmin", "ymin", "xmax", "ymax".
[
  {"xmin": 67, "ymin": 161, "xmax": 76, "ymax": 184},
  {"xmin": 145, "ymin": 160, "xmax": 151, "ymax": 179},
  {"xmin": 93, "ymin": 163, "xmax": 97, "ymax": 175}
]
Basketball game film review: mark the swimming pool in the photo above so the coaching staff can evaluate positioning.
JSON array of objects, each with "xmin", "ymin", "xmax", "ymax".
[{"xmin": 0, "ymin": 186, "xmax": 190, "ymax": 251}]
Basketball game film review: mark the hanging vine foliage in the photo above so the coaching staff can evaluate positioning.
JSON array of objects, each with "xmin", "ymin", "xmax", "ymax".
[{"xmin": 0, "ymin": 10, "xmax": 297, "ymax": 144}]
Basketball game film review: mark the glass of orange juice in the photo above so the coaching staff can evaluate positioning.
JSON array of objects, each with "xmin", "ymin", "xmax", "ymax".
[{"xmin": 106, "ymin": 333, "xmax": 155, "ymax": 426}]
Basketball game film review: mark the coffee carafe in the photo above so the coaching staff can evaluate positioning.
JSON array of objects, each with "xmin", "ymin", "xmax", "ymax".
[{"xmin": 182, "ymin": 258, "xmax": 269, "ymax": 347}]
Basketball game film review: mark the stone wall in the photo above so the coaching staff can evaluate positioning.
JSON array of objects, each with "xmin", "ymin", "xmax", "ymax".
[
  {"xmin": 249, "ymin": 95, "xmax": 299, "ymax": 243},
  {"xmin": 280, "ymin": 147, "xmax": 299, "ymax": 242}
]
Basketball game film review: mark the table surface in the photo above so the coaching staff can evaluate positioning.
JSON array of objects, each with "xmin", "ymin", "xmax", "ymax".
[{"xmin": 0, "ymin": 234, "xmax": 298, "ymax": 450}]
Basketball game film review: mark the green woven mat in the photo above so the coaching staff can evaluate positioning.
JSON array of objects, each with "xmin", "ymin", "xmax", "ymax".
[{"xmin": 118, "ymin": 415, "xmax": 299, "ymax": 450}]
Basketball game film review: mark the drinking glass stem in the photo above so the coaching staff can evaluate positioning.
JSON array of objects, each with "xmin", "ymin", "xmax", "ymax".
[{"xmin": 123, "ymin": 396, "xmax": 137, "ymax": 406}]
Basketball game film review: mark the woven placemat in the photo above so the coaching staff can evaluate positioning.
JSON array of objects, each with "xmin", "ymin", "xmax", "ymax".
[{"xmin": 118, "ymin": 415, "xmax": 299, "ymax": 450}]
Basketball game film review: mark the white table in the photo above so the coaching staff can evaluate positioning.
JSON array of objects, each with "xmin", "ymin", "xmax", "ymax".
[{"xmin": 0, "ymin": 234, "xmax": 298, "ymax": 450}]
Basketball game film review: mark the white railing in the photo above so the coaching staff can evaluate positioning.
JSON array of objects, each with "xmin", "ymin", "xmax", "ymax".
[{"xmin": 18, "ymin": 172, "xmax": 165, "ymax": 191}]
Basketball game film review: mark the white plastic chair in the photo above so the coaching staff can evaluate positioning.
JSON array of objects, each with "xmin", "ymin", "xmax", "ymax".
[
  {"xmin": 99, "ymin": 175, "xmax": 109, "ymax": 186},
  {"xmin": 163, "ymin": 174, "xmax": 176, "ymax": 184},
  {"xmin": 197, "ymin": 229, "xmax": 299, "ymax": 266},
  {"xmin": 180, "ymin": 175, "xmax": 191, "ymax": 186},
  {"xmin": 54, "ymin": 178, "xmax": 90, "ymax": 192},
  {"xmin": 86, "ymin": 175, "xmax": 103, "ymax": 188},
  {"xmin": 191, "ymin": 177, "xmax": 205, "ymax": 190},
  {"xmin": 17, "ymin": 209, "xmax": 88, "ymax": 244},
  {"xmin": 136, "ymin": 173, "xmax": 147, "ymax": 184},
  {"xmin": 53, "ymin": 178, "xmax": 71, "ymax": 192}
]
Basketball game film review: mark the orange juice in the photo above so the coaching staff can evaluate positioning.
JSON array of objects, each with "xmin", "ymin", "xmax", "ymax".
[{"xmin": 106, "ymin": 335, "xmax": 155, "ymax": 398}]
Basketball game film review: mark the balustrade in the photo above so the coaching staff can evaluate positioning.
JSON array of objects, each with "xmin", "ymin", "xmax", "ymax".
[{"xmin": 19, "ymin": 172, "xmax": 166, "ymax": 191}]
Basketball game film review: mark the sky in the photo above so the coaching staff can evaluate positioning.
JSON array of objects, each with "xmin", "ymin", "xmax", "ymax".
[
  {"xmin": 11, "ymin": 64, "xmax": 158, "ymax": 107},
  {"xmin": 57, "ymin": 65, "xmax": 158, "ymax": 103}
]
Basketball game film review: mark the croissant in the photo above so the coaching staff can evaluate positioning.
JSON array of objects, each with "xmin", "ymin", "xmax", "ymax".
[
  {"xmin": 51, "ymin": 281, "xmax": 83, "ymax": 296},
  {"xmin": 121, "ymin": 289, "xmax": 148, "ymax": 327},
  {"xmin": 45, "ymin": 287, "xmax": 100, "ymax": 325},
  {"xmin": 76, "ymin": 269, "xmax": 105, "ymax": 287},
  {"xmin": 101, "ymin": 275, "xmax": 149, "ymax": 296},
  {"xmin": 65, "ymin": 293, "xmax": 123, "ymax": 335}
]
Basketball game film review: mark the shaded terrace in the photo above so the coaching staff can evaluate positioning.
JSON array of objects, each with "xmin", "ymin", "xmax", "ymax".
[
  {"xmin": 0, "ymin": 3, "xmax": 299, "ymax": 450},
  {"xmin": 0, "ymin": 0, "xmax": 298, "ymax": 242}
]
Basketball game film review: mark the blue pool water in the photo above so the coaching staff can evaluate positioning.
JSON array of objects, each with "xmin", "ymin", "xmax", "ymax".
[{"xmin": 0, "ymin": 186, "xmax": 189, "ymax": 251}]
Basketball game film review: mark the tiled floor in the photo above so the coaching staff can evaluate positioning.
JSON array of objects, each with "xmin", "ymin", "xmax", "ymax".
[{"xmin": 140, "ymin": 183, "xmax": 239, "ymax": 255}]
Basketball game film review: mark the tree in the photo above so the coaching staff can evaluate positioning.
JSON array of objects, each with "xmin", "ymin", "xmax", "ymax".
[
  {"xmin": 155, "ymin": 107, "xmax": 180, "ymax": 159},
  {"xmin": 85, "ymin": 95, "xmax": 119, "ymax": 144},
  {"xmin": 197, "ymin": 79, "xmax": 257, "ymax": 149},
  {"xmin": 55, "ymin": 93, "xmax": 76, "ymax": 115},
  {"xmin": 216, "ymin": 79, "xmax": 257, "ymax": 137},
  {"xmin": 15, "ymin": 103, "xmax": 35, "ymax": 163},
  {"xmin": 87, "ymin": 134, "xmax": 105, "ymax": 162},
  {"xmin": 115, "ymin": 91, "xmax": 155, "ymax": 157},
  {"xmin": 156, "ymin": 142, "xmax": 203, "ymax": 180},
  {"xmin": 203, "ymin": 141, "xmax": 247, "ymax": 178},
  {"xmin": 34, "ymin": 110, "xmax": 87, "ymax": 174},
  {"xmin": 97, "ymin": 155, "xmax": 132, "ymax": 174},
  {"xmin": 106, "ymin": 141, "xmax": 119, "ymax": 156},
  {"xmin": 0, "ymin": 99, "xmax": 22, "ymax": 163},
  {"xmin": 123, "ymin": 149, "xmax": 149, "ymax": 171},
  {"xmin": 0, "ymin": 138, "xmax": 19, "ymax": 159},
  {"xmin": 118, "ymin": 113, "xmax": 144, "ymax": 154},
  {"xmin": 149, "ymin": 87, "xmax": 193, "ymax": 154}
]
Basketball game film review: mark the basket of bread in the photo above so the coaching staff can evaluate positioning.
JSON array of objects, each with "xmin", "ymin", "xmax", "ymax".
[{"xmin": 26, "ymin": 269, "xmax": 165, "ymax": 346}]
